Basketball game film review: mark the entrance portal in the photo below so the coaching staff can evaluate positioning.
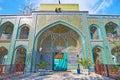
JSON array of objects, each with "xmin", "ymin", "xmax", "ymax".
[{"xmin": 35, "ymin": 22, "xmax": 84, "ymax": 71}]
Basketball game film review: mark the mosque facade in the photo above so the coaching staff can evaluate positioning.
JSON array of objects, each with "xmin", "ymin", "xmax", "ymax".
[{"xmin": 0, "ymin": 4, "xmax": 120, "ymax": 73}]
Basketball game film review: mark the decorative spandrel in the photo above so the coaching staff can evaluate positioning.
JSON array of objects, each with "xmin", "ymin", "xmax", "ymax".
[{"xmin": 36, "ymin": 15, "xmax": 82, "ymax": 34}]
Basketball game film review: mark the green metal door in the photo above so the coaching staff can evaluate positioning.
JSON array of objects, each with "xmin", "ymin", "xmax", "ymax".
[{"xmin": 53, "ymin": 52, "xmax": 67, "ymax": 70}]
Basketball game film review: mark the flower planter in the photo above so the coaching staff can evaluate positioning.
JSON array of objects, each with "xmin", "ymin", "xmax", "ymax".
[
  {"xmin": 39, "ymin": 69, "xmax": 46, "ymax": 76},
  {"xmin": 36, "ymin": 61, "xmax": 49, "ymax": 75},
  {"xmin": 81, "ymin": 69, "xmax": 89, "ymax": 75}
]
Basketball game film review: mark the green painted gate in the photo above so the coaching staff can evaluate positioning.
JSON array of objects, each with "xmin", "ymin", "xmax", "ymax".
[{"xmin": 53, "ymin": 52, "xmax": 67, "ymax": 70}]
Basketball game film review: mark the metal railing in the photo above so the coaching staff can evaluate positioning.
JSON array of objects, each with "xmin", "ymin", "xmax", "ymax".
[
  {"xmin": 0, "ymin": 64, "xmax": 24, "ymax": 79},
  {"xmin": 95, "ymin": 63, "xmax": 120, "ymax": 80}
]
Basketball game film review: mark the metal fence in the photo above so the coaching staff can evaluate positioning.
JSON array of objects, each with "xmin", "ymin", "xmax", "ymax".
[
  {"xmin": 0, "ymin": 64, "xmax": 24, "ymax": 79},
  {"xmin": 0, "ymin": 63, "xmax": 120, "ymax": 79},
  {"xmin": 95, "ymin": 63, "xmax": 120, "ymax": 80}
]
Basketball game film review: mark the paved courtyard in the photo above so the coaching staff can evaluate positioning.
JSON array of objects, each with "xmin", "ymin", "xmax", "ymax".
[{"xmin": 8, "ymin": 72, "xmax": 115, "ymax": 80}]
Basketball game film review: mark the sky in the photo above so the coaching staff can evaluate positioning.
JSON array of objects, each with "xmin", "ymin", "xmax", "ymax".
[{"xmin": 0, "ymin": 0, "xmax": 120, "ymax": 15}]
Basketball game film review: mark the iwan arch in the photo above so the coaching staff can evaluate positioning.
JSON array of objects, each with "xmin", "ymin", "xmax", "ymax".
[
  {"xmin": 0, "ymin": 4, "xmax": 120, "ymax": 73},
  {"xmin": 33, "ymin": 20, "xmax": 85, "ymax": 71}
]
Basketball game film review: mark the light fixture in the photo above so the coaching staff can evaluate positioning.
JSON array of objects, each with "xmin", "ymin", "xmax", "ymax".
[{"xmin": 39, "ymin": 47, "xmax": 42, "ymax": 52}]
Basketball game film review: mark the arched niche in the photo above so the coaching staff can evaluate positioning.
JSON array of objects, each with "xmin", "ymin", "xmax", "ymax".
[
  {"xmin": 105, "ymin": 22, "xmax": 120, "ymax": 38},
  {"xmin": 111, "ymin": 46, "xmax": 120, "ymax": 64},
  {"xmin": 0, "ymin": 47, "xmax": 8, "ymax": 64},
  {"xmin": 0, "ymin": 21, "xmax": 14, "ymax": 40},
  {"xmin": 0, "ymin": 47, "xmax": 8, "ymax": 73},
  {"xmin": 17, "ymin": 24, "xmax": 30, "ymax": 39},
  {"xmin": 92, "ymin": 46, "xmax": 104, "ymax": 74},
  {"xmin": 13, "ymin": 46, "xmax": 26, "ymax": 72},
  {"xmin": 89, "ymin": 24, "xmax": 101, "ymax": 40},
  {"xmin": 92, "ymin": 46, "xmax": 102, "ymax": 63}
]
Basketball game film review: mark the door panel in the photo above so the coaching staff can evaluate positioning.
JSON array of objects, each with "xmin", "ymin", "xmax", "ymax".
[{"xmin": 53, "ymin": 52, "xmax": 67, "ymax": 70}]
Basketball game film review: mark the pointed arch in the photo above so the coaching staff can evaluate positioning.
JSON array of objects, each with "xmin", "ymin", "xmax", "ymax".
[
  {"xmin": 92, "ymin": 45, "xmax": 107, "ymax": 74},
  {"xmin": 89, "ymin": 24, "xmax": 101, "ymax": 39},
  {"xmin": 111, "ymin": 46, "xmax": 120, "ymax": 64},
  {"xmin": 0, "ymin": 46, "xmax": 8, "ymax": 64},
  {"xmin": 0, "ymin": 21, "xmax": 14, "ymax": 39},
  {"xmin": 13, "ymin": 45, "xmax": 27, "ymax": 72},
  {"xmin": 32, "ymin": 20, "xmax": 86, "ymax": 71},
  {"xmin": 17, "ymin": 24, "xmax": 30, "ymax": 39},
  {"xmin": 92, "ymin": 46, "xmax": 103, "ymax": 63},
  {"xmin": 35, "ymin": 20, "xmax": 85, "ymax": 54},
  {"xmin": 105, "ymin": 22, "xmax": 119, "ymax": 37},
  {"xmin": 36, "ymin": 20, "xmax": 84, "ymax": 41}
]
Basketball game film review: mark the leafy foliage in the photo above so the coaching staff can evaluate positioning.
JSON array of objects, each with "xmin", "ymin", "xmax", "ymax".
[
  {"xmin": 111, "ymin": 65, "xmax": 118, "ymax": 72},
  {"xmin": 36, "ymin": 61, "xmax": 48, "ymax": 69},
  {"xmin": 78, "ymin": 58, "xmax": 94, "ymax": 68}
]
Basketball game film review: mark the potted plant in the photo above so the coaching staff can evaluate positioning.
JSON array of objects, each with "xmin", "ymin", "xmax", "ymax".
[
  {"xmin": 81, "ymin": 58, "xmax": 93, "ymax": 68},
  {"xmin": 78, "ymin": 58, "xmax": 94, "ymax": 74},
  {"xmin": 36, "ymin": 61, "xmax": 48, "ymax": 75}
]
